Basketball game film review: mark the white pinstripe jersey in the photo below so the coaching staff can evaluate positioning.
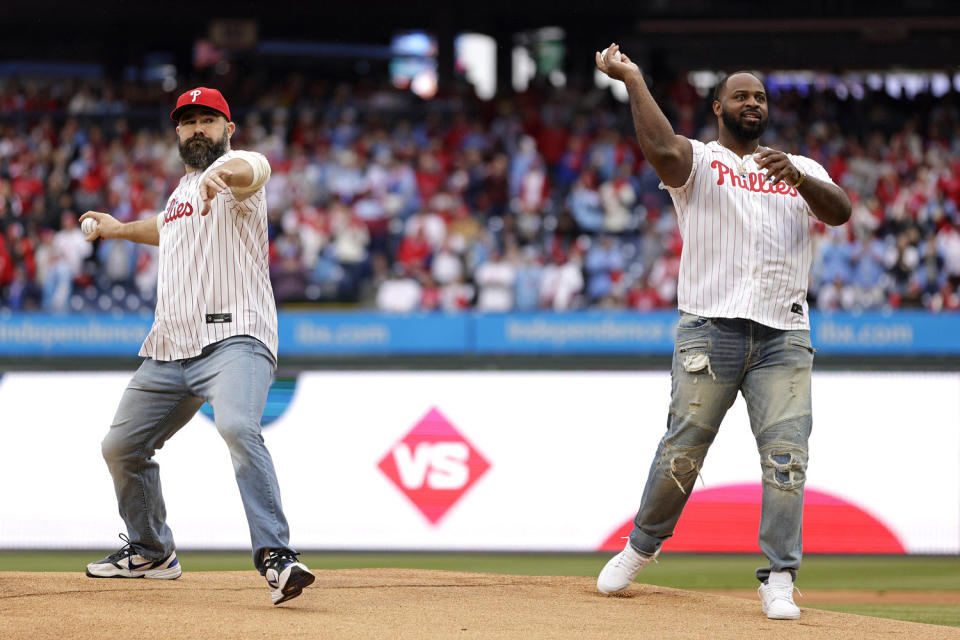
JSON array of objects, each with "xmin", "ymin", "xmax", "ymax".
[
  {"xmin": 661, "ymin": 139, "xmax": 837, "ymax": 330},
  {"xmin": 140, "ymin": 150, "xmax": 278, "ymax": 361}
]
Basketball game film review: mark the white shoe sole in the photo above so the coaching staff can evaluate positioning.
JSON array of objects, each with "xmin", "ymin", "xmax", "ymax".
[
  {"xmin": 763, "ymin": 608, "xmax": 801, "ymax": 620},
  {"xmin": 85, "ymin": 565, "xmax": 182, "ymax": 579},
  {"xmin": 271, "ymin": 566, "xmax": 315, "ymax": 605},
  {"xmin": 85, "ymin": 559, "xmax": 182, "ymax": 579}
]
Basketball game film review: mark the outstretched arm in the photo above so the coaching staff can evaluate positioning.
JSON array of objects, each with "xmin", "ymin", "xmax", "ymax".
[
  {"xmin": 199, "ymin": 152, "xmax": 271, "ymax": 215},
  {"xmin": 80, "ymin": 211, "xmax": 160, "ymax": 246},
  {"xmin": 595, "ymin": 43, "xmax": 692, "ymax": 188}
]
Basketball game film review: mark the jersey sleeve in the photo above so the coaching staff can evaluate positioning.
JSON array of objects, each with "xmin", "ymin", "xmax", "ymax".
[
  {"xmin": 204, "ymin": 150, "xmax": 271, "ymax": 216},
  {"xmin": 228, "ymin": 150, "xmax": 271, "ymax": 200},
  {"xmin": 792, "ymin": 155, "xmax": 835, "ymax": 186},
  {"xmin": 228, "ymin": 151, "xmax": 270, "ymax": 215},
  {"xmin": 790, "ymin": 154, "xmax": 838, "ymax": 217},
  {"xmin": 658, "ymin": 137, "xmax": 703, "ymax": 198}
]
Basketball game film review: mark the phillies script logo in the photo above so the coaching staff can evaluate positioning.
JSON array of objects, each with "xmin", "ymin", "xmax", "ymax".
[
  {"xmin": 377, "ymin": 407, "xmax": 491, "ymax": 525},
  {"xmin": 711, "ymin": 161, "xmax": 799, "ymax": 197},
  {"xmin": 164, "ymin": 198, "xmax": 194, "ymax": 224}
]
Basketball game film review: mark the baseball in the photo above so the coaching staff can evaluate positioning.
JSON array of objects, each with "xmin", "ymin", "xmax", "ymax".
[
  {"xmin": 81, "ymin": 217, "xmax": 99, "ymax": 235},
  {"xmin": 601, "ymin": 47, "xmax": 622, "ymax": 63}
]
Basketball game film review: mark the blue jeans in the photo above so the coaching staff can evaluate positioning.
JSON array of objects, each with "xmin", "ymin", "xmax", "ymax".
[
  {"xmin": 628, "ymin": 314, "xmax": 814, "ymax": 582},
  {"xmin": 101, "ymin": 335, "xmax": 293, "ymax": 571}
]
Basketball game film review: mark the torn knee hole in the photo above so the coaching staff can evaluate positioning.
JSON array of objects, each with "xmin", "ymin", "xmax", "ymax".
[
  {"xmin": 671, "ymin": 455, "xmax": 697, "ymax": 475},
  {"xmin": 768, "ymin": 451, "xmax": 806, "ymax": 485},
  {"xmin": 667, "ymin": 454, "xmax": 706, "ymax": 494}
]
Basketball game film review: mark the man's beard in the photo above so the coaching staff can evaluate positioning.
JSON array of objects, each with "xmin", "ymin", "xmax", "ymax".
[
  {"xmin": 178, "ymin": 132, "xmax": 229, "ymax": 169},
  {"xmin": 720, "ymin": 106, "xmax": 768, "ymax": 142}
]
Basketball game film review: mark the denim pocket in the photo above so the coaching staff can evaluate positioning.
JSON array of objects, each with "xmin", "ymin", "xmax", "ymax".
[
  {"xmin": 249, "ymin": 339, "xmax": 278, "ymax": 371},
  {"xmin": 678, "ymin": 314, "xmax": 712, "ymax": 330},
  {"xmin": 678, "ymin": 338, "xmax": 709, "ymax": 354},
  {"xmin": 677, "ymin": 338, "xmax": 713, "ymax": 377},
  {"xmin": 787, "ymin": 336, "xmax": 815, "ymax": 354}
]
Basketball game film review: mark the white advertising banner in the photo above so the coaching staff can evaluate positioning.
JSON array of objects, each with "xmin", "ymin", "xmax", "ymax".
[{"xmin": 0, "ymin": 371, "xmax": 956, "ymax": 553}]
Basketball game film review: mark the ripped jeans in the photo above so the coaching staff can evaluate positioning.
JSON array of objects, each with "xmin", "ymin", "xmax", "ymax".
[
  {"xmin": 101, "ymin": 335, "xmax": 294, "ymax": 572},
  {"xmin": 628, "ymin": 313, "xmax": 814, "ymax": 582}
]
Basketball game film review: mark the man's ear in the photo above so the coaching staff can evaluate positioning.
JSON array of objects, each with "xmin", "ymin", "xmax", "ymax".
[
  {"xmin": 712, "ymin": 100, "xmax": 721, "ymax": 117},
  {"xmin": 226, "ymin": 121, "xmax": 236, "ymax": 139}
]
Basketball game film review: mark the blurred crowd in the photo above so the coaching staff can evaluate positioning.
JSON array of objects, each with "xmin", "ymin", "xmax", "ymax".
[{"xmin": 1, "ymin": 73, "xmax": 960, "ymax": 314}]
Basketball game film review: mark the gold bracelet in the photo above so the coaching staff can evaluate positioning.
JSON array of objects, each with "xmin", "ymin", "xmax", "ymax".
[{"xmin": 794, "ymin": 170, "xmax": 806, "ymax": 188}]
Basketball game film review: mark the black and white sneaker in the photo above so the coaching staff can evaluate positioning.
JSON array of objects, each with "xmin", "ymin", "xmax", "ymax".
[
  {"xmin": 85, "ymin": 533, "xmax": 181, "ymax": 579},
  {"xmin": 263, "ymin": 550, "xmax": 314, "ymax": 605}
]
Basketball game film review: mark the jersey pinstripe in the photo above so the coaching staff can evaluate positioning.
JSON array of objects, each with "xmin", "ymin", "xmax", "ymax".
[
  {"xmin": 661, "ymin": 139, "xmax": 836, "ymax": 331},
  {"xmin": 140, "ymin": 150, "xmax": 278, "ymax": 361}
]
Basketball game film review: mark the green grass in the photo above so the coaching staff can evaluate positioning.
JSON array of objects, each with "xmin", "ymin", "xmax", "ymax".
[
  {"xmin": 806, "ymin": 604, "xmax": 960, "ymax": 627},
  {"xmin": 6, "ymin": 551, "xmax": 958, "ymax": 589},
  {"xmin": 3, "ymin": 552, "xmax": 958, "ymax": 626}
]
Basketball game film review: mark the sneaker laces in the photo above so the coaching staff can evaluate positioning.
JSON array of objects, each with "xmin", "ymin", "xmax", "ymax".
[
  {"xmin": 105, "ymin": 533, "xmax": 137, "ymax": 562},
  {"xmin": 765, "ymin": 582, "xmax": 803, "ymax": 601},
  {"xmin": 264, "ymin": 549, "xmax": 300, "ymax": 572},
  {"xmin": 612, "ymin": 542, "xmax": 659, "ymax": 574}
]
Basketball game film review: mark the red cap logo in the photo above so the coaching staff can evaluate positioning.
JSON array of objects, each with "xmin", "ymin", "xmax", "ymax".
[
  {"xmin": 378, "ymin": 407, "xmax": 491, "ymax": 525},
  {"xmin": 171, "ymin": 87, "xmax": 231, "ymax": 122}
]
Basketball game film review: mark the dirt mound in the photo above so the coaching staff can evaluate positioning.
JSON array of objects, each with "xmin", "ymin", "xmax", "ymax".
[{"xmin": 2, "ymin": 569, "xmax": 957, "ymax": 640}]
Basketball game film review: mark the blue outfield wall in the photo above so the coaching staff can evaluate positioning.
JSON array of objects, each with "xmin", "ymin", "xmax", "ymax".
[
  {"xmin": 0, "ymin": 312, "xmax": 154, "ymax": 356},
  {"xmin": 0, "ymin": 310, "xmax": 959, "ymax": 357},
  {"xmin": 473, "ymin": 312, "xmax": 677, "ymax": 354},
  {"xmin": 280, "ymin": 311, "xmax": 469, "ymax": 354}
]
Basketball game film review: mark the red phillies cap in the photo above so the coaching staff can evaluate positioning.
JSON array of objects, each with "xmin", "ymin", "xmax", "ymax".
[{"xmin": 170, "ymin": 87, "xmax": 231, "ymax": 122}]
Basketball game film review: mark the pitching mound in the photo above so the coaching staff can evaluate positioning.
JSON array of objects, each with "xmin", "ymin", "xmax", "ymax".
[{"xmin": 2, "ymin": 569, "xmax": 957, "ymax": 640}]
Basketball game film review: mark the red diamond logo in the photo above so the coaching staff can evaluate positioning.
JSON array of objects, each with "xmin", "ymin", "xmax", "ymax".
[{"xmin": 377, "ymin": 407, "xmax": 491, "ymax": 525}]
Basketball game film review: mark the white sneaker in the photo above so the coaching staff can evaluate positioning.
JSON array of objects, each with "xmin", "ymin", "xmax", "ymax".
[
  {"xmin": 263, "ymin": 550, "xmax": 315, "ymax": 605},
  {"xmin": 758, "ymin": 571, "xmax": 801, "ymax": 619},
  {"xmin": 597, "ymin": 542, "xmax": 659, "ymax": 594},
  {"xmin": 85, "ymin": 533, "xmax": 181, "ymax": 579}
]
